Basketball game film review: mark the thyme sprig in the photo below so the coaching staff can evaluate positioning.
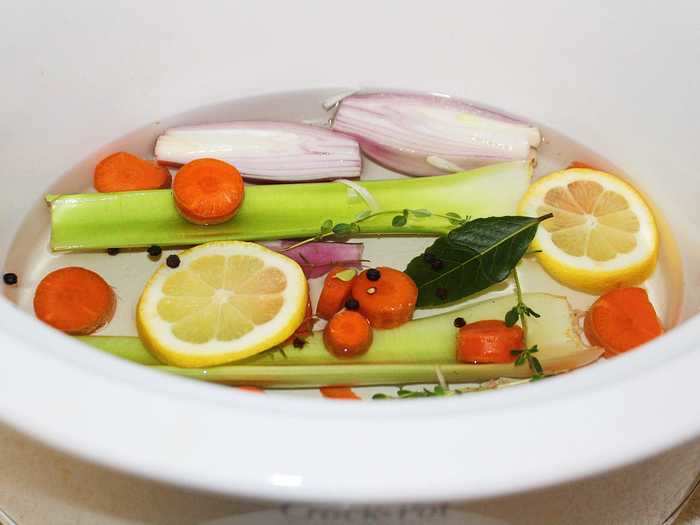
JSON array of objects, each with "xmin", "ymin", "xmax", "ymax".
[
  {"xmin": 282, "ymin": 208, "xmax": 467, "ymax": 252},
  {"xmin": 505, "ymin": 267, "xmax": 544, "ymax": 380}
]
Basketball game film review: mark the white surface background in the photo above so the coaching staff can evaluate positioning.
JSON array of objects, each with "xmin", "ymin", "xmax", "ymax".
[{"xmin": 2, "ymin": 422, "xmax": 699, "ymax": 525}]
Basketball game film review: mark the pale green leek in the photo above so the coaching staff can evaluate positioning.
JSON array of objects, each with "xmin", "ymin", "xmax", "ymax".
[{"xmin": 48, "ymin": 161, "xmax": 530, "ymax": 251}]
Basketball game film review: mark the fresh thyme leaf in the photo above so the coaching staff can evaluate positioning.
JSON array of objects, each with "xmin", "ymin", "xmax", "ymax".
[
  {"xmin": 445, "ymin": 212, "xmax": 463, "ymax": 225},
  {"xmin": 334, "ymin": 268, "xmax": 358, "ymax": 282},
  {"xmin": 392, "ymin": 215, "xmax": 407, "ymax": 227},
  {"xmin": 530, "ymin": 355, "xmax": 544, "ymax": 375},
  {"xmin": 405, "ymin": 215, "xmax": 551, "ymax": 307},
  {"xmin": 321, "ymin": 219, "xmax": 334, "ymax": 234},
  {"xmin": 505, "ymin": 307, "xmax": 520, "ymax": 327},
  {"xmin": 372, "ymin": 393, "xmax": 389, "ymax": 400},
  {"xmin": 332, "ymin": 223, "xmax": 352, "ymax": 235},
  {"xmin": 411, "ymin": 209, "xmax": 432, "ymax": 218},
  {"xmin": 525, "ymin": 306, "xmax": 541, "ymax": 318}
]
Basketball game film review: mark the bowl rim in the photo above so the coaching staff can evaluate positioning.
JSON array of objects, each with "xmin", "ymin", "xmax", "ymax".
[{"xmin": 1, "ymin": 295, "xmax": 699, "ymax": 504}]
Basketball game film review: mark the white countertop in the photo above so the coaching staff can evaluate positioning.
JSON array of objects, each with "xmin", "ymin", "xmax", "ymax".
[{"xmin": 2, "ymin": 422, "xmax": 699, "ymax": 525}]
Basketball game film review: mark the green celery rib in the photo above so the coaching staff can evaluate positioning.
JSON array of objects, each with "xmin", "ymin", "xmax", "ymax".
[
  {"xmin": 48, "ymin": 161, "xmax": 530, "ymax": 251},
  {"xmin": 78, "ymin": 294, "xmax": 572, "ymax": 366},
  {"xmin": 153, "ymin": 348, "xmax": 602, "ymax": 388}
]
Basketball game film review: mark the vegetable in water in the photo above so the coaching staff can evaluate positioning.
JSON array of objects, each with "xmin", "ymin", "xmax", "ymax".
[
  {"xmin": 584, "ymin": 287, "xmax": 663, "ymax": 357},
  {"xmin": 47, "ymin": 161, "xmax": 531, "ymax": 251},
  {"xmin": 405, "ymin": 215, "xmax": 551, "ymax": 307},
  {"xmin": 93, "ymin": 152, "xmax": 171, "ymax": 193},
  {"xmin": 78, "ymin": 293, "xmax": 602, "ymax": 370},
  {"xmin": 34, "ymin": 267, "xmax": 115, "ymax": 335},
  {"xmin": 316, "ymin": 267, "xmax": 358, "ymax": 320},
  {"xmin": 352, "ymin": 267, "xmax": 418, "ymax": 329},
  {"xmin": 324, "ymin": 310, "xmax": 373, "ymax": 358},
  {"xmin": 261, "ymin": 241, "xmax": 364, "ymax": 279},
  {"xmin": 332, "ymin": 92, "xmax": 541, "ymax": 176},
  {"xmin": 457, "ymin": 320, "xmax": 524, "ymax": 364},
  {"xmin": 155, "ymin": 121, "xmax": 361, "ymax": 182},
  {"xmin": 172, "ymin": 158, "xmax": 245, "ymax": 225}
]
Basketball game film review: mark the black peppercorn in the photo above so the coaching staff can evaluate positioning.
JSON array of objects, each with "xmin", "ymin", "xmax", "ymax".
[
  {"xmin": 3, "ymin": 273, "xmax": 18, "ymax": 285},
  {"xmin": 436, "ymin": 287, "xmax": 448, "ymax": 300},
  {"xmin": 106, "ymin": 248, "xmax": 120, "ymax": 256},
  {"xmin": 430, "ymin": 259, "xmax": 444, "ymax": 271},
  {"xmin": 422, "ymin": 252, "xmax": 435, "ymax": 264},
  {"xmin": 147, "ymin": 245, "xmax": 162, "ymax": 258},
  {"xmin": 292, "ymin": 337, "xmax": 306, "ymax": 349},
  {"xmin": 166, "ymin": 254, "xmax": 181, "ymax": 268},
  {"xmin": 366, "ymin": 268, "xmax": 381, "ymax": 281},
  {"xmin": 344, "ymin": 297, "xmax": 360, "ymax": 310},
  {"xmin": 453, "ymin": 317, "xmax": 466, "ymax": 328}
]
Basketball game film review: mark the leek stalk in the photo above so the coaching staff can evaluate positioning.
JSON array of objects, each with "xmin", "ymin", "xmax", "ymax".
[
  {"xmin": 78, "ymin": 294, "xmax": 602, "ymax": 387},
  {"xmin": 48, "ymin": 161, "xmax": 530, "ymax": 251}
]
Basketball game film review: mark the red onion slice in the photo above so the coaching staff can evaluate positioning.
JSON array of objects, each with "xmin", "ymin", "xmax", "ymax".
[
  {"xmin": 155, "ymin": 122, "xmax": 361, "ymax": 182},
  {"xmin": 261, "ymin": 241, "xmax": 364, "ymax": 279},
  {"xmin": 331, "ymin": 92, "xmax": 541, "ymax": 176}
]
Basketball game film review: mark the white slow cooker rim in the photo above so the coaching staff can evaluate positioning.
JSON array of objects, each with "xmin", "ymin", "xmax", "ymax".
[{"xmin": 1, "ymin": 294, "xmax": 698, "ymax": 504}]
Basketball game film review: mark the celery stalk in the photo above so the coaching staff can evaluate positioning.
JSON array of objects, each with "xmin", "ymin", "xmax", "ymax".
[
  {"xmin": 48, "ymin": 161, "xmax": 530, "ymax": 251},
  {"xmin": 154, "ymin": 352, "xmax": 602, "ymax": 388},
  {"xmin": 78, "ymin": 294, "xmax": 602, "ymax": 387}
]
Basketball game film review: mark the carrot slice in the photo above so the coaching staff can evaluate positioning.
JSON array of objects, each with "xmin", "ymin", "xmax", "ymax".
[
  {"xmin": 316, "ymin": 267, "xmax": 357, "ymax": 320},
  {"xmin": 568, "ymin": 160, "xmax": 603, "ymax": 171},
  {"xmin": 284, "ymin": 294, "xmax": 315, "ymax": 346},
  {"xmin": 456, "ymin": 320, "xmax": 524, "ymax": 364},
  {"xmin": 323, "ymin": 310, "xmax": 373, "ymax": 358},
  {"xmin": 351, "ymin": 267, "xmax": 417, "ymax": 329},
  {"xmin": 584, "ymin": 287, "xmax": 663, "ymax": 357},
  {"xmin": 320, "ymin": 386, "xmax": 360, "ymax": 400},
  {"xmin": 94, "ymin": 152, "xmax": 171, "ymax": 193},
  {"xmin": 34, "ymin": 267, "xmax": 116, "ymax": 335},
  {"xmin": 172, "ymin": 158, "xmax": 244, "ymax": 225},
  {"xmin": 237, "ymin": 386, "xmax": 265, "ymax": 394}
]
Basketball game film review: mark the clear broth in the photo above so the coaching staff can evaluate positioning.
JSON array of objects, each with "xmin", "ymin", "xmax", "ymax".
[{"xmin": 2, "ymin": 89, "xmax": 684, "ymax": 398}]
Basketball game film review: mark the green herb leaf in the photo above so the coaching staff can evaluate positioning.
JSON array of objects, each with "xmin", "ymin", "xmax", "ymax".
[
  {"xmin": 530, "ymin": 355, "xmax": 544, "ymax": 375},
  {"xmin": 405, "ymin": 215, "xmax": 549, "ymax": 307},
  {"xmin": 321, "ymin": 219, "xmax": 334, "ymax": 234},
  {"xmin": 354, "ymin": 210, "xmax": 372, "ymax": 221},
  {"xmin": 372, "ymin": 393, "xmax": 389, "ymax": 400},
  {"xmin": 505, "ymin": 307, "xmax": 520, "ymax": 327},
  {"xmin": 332, "ymin": 223, "xmax": 353, "ymax": 235},
  {"xmin": 410, "ymin": 209, "xmax": 432, "ymax": 218},
  {"xmin": 525, "ymin": 306, "xmax": 541, "ymax": 318},
  {"xmin": 334, "ymin": 268, "xmax": 358, "ymax": 282},
  {"xmin": 445, "ymin": 212, "xmax": 463, "ymax": 225},
  {"xmin": 392, "ymin": 215, "xmax": 408, "ymax": 227}
]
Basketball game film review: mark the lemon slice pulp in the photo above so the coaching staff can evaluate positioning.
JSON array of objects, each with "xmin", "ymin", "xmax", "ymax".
[
  {"xmin": 518, "ymin": 168, "xmax": 658, "ymax": 293},
  {"xmin": 137, "ymin": 241, "xmax": 307, "ymax": 367}
]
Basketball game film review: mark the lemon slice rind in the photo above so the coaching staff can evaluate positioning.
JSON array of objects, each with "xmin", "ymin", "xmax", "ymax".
[{"xmin": 137, "ymin": 241, "xmax": 307, "ymax": 368}]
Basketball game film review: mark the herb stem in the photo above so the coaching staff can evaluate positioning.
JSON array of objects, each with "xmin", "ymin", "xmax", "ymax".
[{"xmin": 512, "ymin": 266, "xmax": 528, "ymax": 339}]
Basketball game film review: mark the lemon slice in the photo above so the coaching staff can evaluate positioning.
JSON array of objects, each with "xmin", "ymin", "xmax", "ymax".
[
  {"xmin": 137, "ymin": 241, "xmax": 307, "ymax": 367},
  {"xmin": 518, "ymin": 168, "xmax": 658, "ymax": 293}
]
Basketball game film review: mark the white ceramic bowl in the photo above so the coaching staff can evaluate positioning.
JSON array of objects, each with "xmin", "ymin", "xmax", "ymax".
[{"xmin": 1, "ymin": 0, "xmax": 699, "ymax": 516}]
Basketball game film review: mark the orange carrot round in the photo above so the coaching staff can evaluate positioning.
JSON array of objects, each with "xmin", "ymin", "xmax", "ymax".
[
  {"xmin": 456, "ymin": 320, "xmax": 524, "ymax": 364},
  {"xmin": 323, "ymin": 310, "xmax": 373, "ymax": 358},
  {"xmin": 316, "ymin": 267, "xmax": 357, "ymax": 320},
  {"xmin": 284, "ymin": 294, "xmax": 315, "ymax": 346},
  {"xmin": 33, "ymin": 267, "xmax": 116, "ymax": 335},
  {"xmin": 320, "ymin": 386, "xmax": 360, "ymax": 400},
  {"xmin": 584, "ymin": 287, "xmax": 663, "ymax": 357},
  {"xmin": 351, "ymin": 267, "xmax": 417, "ymax": 329},
  {"xmin": 237, "ymin": 386, "xmax": 265, "ymax": 394},
  {"xmin": 94, "ymin": 152, "xmax": 171, "ymax": 193},
  {"xmin": 172, "ymin": 158, "xmax": 244, "ymax": 225},
  {"xmin": 568, "ymin": 160, "xmax": 602, "ymax": 171}
]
